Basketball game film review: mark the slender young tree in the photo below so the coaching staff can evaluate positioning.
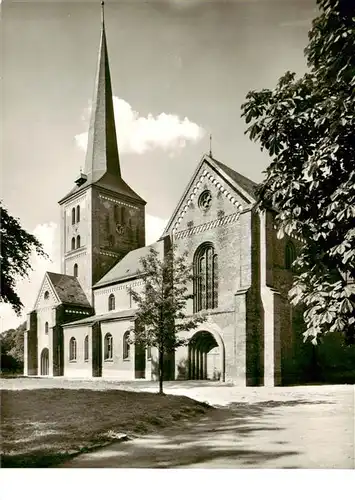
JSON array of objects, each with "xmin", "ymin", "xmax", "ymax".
[
  {"xmin": 129, "ymin": 244, "xmax": 205, "ymax": 394},
  {"xmin": 0, "ymin": 202, "xmax": 47, "ymax": 315},
  {"xmin": 241, "ymin": 0, "xmax": 355, "ymax": 344}
]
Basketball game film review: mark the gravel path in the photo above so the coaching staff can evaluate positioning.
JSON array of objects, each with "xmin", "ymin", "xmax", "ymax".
[{"xmin": 2, "ymin": 378, "xmax": 353, "ymax": 468}]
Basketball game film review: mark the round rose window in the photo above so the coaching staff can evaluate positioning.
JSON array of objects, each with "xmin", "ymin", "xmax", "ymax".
[{"xmin": 198, "ymin": 190, "xmax": 212, "ymax": 211}]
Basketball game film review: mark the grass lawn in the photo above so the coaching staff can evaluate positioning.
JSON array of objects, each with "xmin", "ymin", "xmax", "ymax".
[{"xmin": 0, "ymin": 388, "xmax": 210, "ymax": 468}]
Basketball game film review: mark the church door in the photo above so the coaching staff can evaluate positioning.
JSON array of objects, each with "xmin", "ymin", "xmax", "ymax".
[
  {"xmin": 40, "ymin": 348, "xmax": 49, "ymax": 376},
  {"xmin": 188, "ymin": 331, "xmax": 224, "ymax": 381}
]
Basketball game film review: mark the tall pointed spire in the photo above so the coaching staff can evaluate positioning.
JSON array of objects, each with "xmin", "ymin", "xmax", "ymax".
[{"xmin": 84, "ymin": 1, "xmax": 121, "ymax": 178}]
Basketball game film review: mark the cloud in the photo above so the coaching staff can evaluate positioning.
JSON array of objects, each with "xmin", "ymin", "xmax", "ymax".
[{"xmin": 75, "ymin": 97, "xmax": 205, "ymax": 156}]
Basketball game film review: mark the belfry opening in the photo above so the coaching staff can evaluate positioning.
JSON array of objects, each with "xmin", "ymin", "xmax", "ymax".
[{"xmin": 188, "ymin": 331, "xmax": 224, "ymax": 381}]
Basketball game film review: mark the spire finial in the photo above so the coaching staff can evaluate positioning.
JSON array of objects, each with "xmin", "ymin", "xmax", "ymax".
[
  {"xmin": 209, "ymin": 133, "xmax": 213, "ymax": 158},
  {"xmin": 101, "ymin": 1, "xmax": 105, "ymax": 25}
]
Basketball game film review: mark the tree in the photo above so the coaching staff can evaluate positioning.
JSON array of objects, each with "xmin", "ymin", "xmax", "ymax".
[
  {"xmin": 0, "ymin": 322, "xmax": 26, "ymax": 373},
  {"xmin": 129, "ymin": 244, "xmax": 205, "ymax": 394},
  {"xmin": 0, "ymin": 202, "xmax": 47, "ymax": 315},
  {"xmin": 241, "ymin": 0, "xmax": 355, "ymax": 344}
]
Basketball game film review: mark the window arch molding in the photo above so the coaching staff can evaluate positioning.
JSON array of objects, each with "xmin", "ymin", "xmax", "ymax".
[
  {"xmin": 108, "ymin": 293, "xmax": 115, "ymax": 311},
  {"xmin": 104, "ymin": 333, "xmax": 113, "ymax": 360},
  {"xmin": 69, "ymin": 337, "xmax": 77, "ymax": 361},
  {"xmin": 84, "ymin": 335, "xmax": 89, "ymax": 361},
  {"xmin": 193, "ymin": 242, "xmax": 218, "ymax": 313},
  {"xmin": 285, "ymin": 241, "xmax": 296, "ymax": 271}
]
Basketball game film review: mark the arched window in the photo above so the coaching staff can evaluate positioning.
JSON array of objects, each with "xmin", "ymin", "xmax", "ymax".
[
  {"xmin": 45, "ymin": 321, "xmax": 49, "ymax": 334},
  {"xmin": 76, "ymin": 205, "xmax": 80, "ymax": 223},
  {"xmin": 76, "ymin": 235, "xmax": 81, "ymax": 249},
  {"xmin": 71, "ymin": 207, "xmax": 76, "ymax": 225},
  {"xmin": 73, "ymin": 263, "xmax": 78, "ymax": 278},
  {"xmin": 120, "ymin": 206, "xmax": 125, "ymax": 223},
  {"xmin": 123, "ymin": 331, "xmax": 130, "ymax": 359},
  {"xmin": 285, "ymin": 242, "xmax": 296, "ymax": 271},
  {"xmin": 108, "ymin": 293, "xmax": 115, "ymax": 311},
  {"xmin": 213, "ymin": 253, "xmax": 218, "ymax": 309},
  {"xmin": 84, "ymin": 335, "xmax": 89, "ymax": 361},
  {"xmin": 69, "ymin": 337, "xmax": 77, "ymax": 361},
  {"xmin": 44, "ymin": 291, "xmax": 49, "ymax": 300},
  {"xmin": 193, "ymin": 243, "xmax": 218, "ymax": 313},
  {"xmin": 147, "ymin": 345, "xmax": 152, "ymax": 360},
  {"xmin": 104, "ymin": 333, "xmax": 113, "ymax": 360},
  {"xmin": 71, "ymin": 237, "xmax": 75, "ymax": 250}
]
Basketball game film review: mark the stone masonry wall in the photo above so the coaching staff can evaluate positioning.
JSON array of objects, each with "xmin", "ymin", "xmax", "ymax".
[
  {"xmin": 91, "ymin": 187, "xmax": 145, "ymax": 287},
  {"xmin": 172, "ymin": 161, "xmax": 260, "ymax": 385}
]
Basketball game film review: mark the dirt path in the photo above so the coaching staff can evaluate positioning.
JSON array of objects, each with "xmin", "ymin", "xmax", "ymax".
[{"xmin": 58, "ymin": 384, "xmax": 354, "ymax": 469}]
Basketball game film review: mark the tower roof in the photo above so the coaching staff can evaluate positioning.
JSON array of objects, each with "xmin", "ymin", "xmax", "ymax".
[
  {"xmin": 59, "ymin": 2, "xmax": 145, "ymax": 205},
  {"xmin": 84, "ymin": 1, "xmax": 120, "ymax": 179}
]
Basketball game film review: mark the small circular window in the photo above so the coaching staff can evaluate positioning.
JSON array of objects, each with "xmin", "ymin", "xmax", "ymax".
[
  {"xmin": 198, "ymin": 190, "xmax": 212, "ymax": 211},
  {"xmin": 116, "ymin": 223, "xmax": 125, "ymax": 235}
]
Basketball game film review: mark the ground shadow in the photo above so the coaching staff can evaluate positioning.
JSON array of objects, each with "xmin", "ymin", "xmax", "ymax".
[
  {"xmin": 58, "ymin": 397, "xmax": 335, "ymax": 469},
  {"xmin": 1, "ymin": 384, "xmax": 341, "ymax": 469}
]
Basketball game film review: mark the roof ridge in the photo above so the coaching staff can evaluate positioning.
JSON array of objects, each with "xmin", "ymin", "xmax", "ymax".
[
  {"xmin": 213, "ymin": 158, "xmax": 258, "ymax": 186},
  {"xmin": 211, "ymin": 157, "xmax": 259, "ymax": 201}
]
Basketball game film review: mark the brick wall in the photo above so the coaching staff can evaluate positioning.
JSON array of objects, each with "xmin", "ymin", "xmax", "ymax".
[
  {"xmin": 94, "ymin": 280, "xmax": 138, "ymax": 314},
  {"xmin": 263, "ymin": 209, "xmax": 307, "ymax": 385},
  {"xmin": 91, "ymin": 188, "xmax": 145, "ymax": 287},
  {"xmin": 100, "ymin": 319, "xmax": 136, "ymax": 379},
  {"xmin": 63, "ymin": 325, "xmax": 92, "ymax": 378},
  {"xmin": 63, "ymin": 191, "xmax": 92, "ymax": 302},
  {"xmin": 171, "ymin": 159, "xmax": 260, "ymax": 385},
  {"xmin": 25, "ymin": 311, "xmax": 38, "ymax": 376}
]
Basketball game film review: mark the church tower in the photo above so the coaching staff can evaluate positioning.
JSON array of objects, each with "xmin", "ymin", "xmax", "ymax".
[{"xmin": 58, "ymin": 2, "xmax": 146, "ymax": 304}]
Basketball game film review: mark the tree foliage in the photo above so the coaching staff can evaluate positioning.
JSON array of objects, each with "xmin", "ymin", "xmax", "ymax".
[
  {"xmin": 241, "ymin": 0, "xmax": 355, "ymax": 343},
  {"xmin": 0, "ymin": 322, "xmax": 26, "ymax": 373},
  {"xmin": 0, "ymin": 202, "xmax": 48, "ymax": 315},
  {"xmin": 129, "ymin": 245, "xmax": 205, "ymax": 393}
]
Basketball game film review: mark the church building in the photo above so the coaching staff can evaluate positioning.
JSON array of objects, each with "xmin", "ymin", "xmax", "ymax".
[{"xmin": 24, "ymin": 3, "xmax": 307, "ymax": 386}]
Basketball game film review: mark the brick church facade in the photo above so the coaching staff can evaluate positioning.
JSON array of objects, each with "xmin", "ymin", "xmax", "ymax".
[{"xmin": 24, "ymin": 5, "xmax": 311, "ymax": 386}]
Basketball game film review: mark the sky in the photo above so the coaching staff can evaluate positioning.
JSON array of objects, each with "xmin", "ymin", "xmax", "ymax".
[{"xmin": 0, "ymin": 0, "xmax": 317, "ymax": 331}]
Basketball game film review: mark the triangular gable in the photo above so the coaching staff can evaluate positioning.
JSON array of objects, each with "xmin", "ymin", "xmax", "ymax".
[
  {"xmin": 33, "ymin": 272, "xmax": 61, "ymax": 310},
  {"xmin": 162, "ymin": 154, "xmax": 258, "ymax": 237}
]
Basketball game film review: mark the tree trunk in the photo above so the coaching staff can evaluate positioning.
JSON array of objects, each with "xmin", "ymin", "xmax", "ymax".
[{"xmin": 159, "ymin": 347, "xmax": 164, "ymax": 394}]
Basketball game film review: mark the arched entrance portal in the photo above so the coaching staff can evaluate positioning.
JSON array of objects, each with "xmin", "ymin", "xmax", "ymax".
[
  {"xmin": 40, "ymin": 348, "xmax": 49, "ymax": 376},
  {"xmin": 188, "ymin": 331, "xmax": 224, "ymax": 381}
]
